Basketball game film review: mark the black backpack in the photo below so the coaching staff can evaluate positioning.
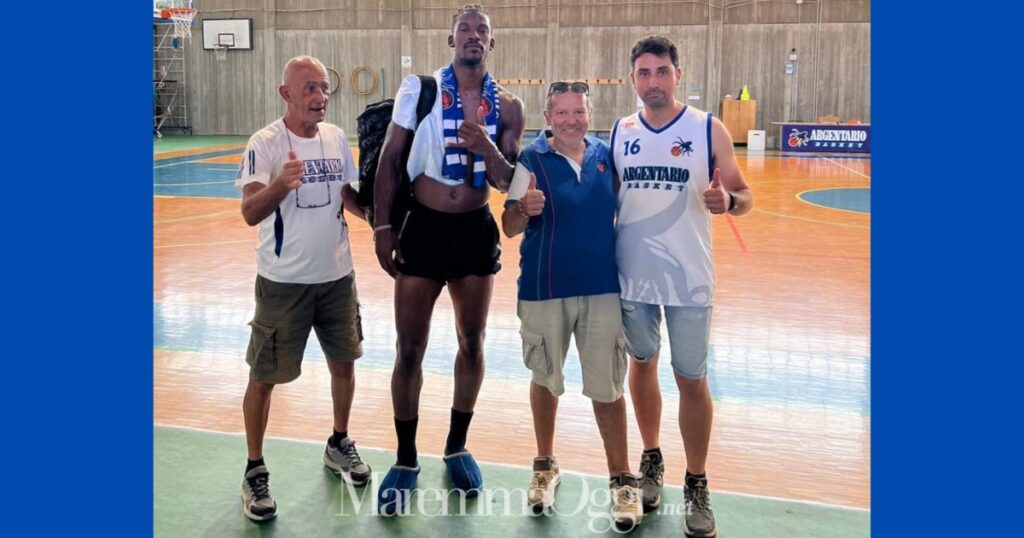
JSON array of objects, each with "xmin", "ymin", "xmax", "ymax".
[{"xmin": 355, "ymin": 75, "xmax": 437, "ymax": 226}]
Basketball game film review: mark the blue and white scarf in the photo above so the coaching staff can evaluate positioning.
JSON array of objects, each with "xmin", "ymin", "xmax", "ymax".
[{"xmin": 440, "ymin": 64, "xmax": 500, "ymax": 188}]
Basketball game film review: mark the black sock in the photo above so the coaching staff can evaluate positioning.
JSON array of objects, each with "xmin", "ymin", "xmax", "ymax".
[
  {"xmin": 395, "ymin": 417, "xmax": 419, "ymax": 467},
  {"xmin": 610, "ymin": 473, "xmax": 638, "ymax": 487},
  {"xmin": 246, "ymin": 457, "xmax": 266, "ymax": 472},
  {"xmin": 686, "ymin": 471, "xmax": 707, "ymax": 485},
  {"xmin": 330, "ymin": 429, "xmax": 348, "ymax": 448},
  {"xmin": 444, "ymin": 408, "xmax": 474, "ymax": 456},
  {"xmin": 643, "ymin": 447, "xmax": 663, "ymax": 459}
]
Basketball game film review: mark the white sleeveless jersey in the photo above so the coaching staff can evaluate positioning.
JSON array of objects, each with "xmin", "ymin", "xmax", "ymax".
[{"xmin": 611, "ymin": 105, "xmax": 715, "ymax": 307}]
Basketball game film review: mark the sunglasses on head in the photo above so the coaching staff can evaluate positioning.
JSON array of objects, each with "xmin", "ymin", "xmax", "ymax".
[{"xmin": 548, "ymin": 81, "xmax": 590, "ymax": 96}]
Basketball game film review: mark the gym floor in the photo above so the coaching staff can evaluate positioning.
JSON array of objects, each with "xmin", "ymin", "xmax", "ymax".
[{"xmin": 154, "ymin": 134, "xmax": 870, "ymax": 536}]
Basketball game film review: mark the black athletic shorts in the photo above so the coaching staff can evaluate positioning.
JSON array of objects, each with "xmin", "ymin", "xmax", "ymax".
[{"xmin": 396, "ymin": 199, "xmax": 501, "ymax": 283}]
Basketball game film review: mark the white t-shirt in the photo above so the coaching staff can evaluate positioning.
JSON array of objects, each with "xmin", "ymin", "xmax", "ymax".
[
  {"xmin": 235, "ymin": 119, "xmax": 358, "ymax": 284},
  {"xmin": 611, "ymin": 106, "xmax": 715, "ymax": 307},
  {"xmin": 393, "ymin": 71, "xmax": 500, "ymax": 187}
]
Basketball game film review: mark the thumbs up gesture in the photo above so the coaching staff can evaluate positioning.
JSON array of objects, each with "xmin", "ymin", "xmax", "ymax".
[
  {"xmin": 448, "ymin": 101, "xmax": 494, "ymax": 156},
  {"xmin": 273, "ymin": 150, "xmax": 304, "ymax": 192},
  {"xmin": 520, "ymin": 173, "xmax": 546, "ymax": 217},
  {"xmin": 703, "ymin": 168, "xmax": 729, "ymax": 214}
]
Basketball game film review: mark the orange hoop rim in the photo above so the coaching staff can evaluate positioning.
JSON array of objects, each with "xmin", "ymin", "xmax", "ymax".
[{"xmin": 160, "ymin": 7, "xmax": 196, "ymax": 19}]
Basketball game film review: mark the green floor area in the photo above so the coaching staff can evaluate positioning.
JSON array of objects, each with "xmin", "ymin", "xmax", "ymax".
[
  {"xmin": 154, "ymin": 135, "xmax": 249, "ymax": 154},
  {"xmin": 155, "ymin": 426, "xmax": 868, "ymax": 537},
  {"xmin": 153, "ymin": 134, "xmax": 359, "ymax": 155}
]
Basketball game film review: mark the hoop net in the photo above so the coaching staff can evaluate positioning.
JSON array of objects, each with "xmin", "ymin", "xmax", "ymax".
[
  {"xmin": 216, "ymin": 45, "xmax": 229, "ymax": 61},
  {"xmin": 162, "ymin": 8, "xmax": 196, "ymax": 40}
]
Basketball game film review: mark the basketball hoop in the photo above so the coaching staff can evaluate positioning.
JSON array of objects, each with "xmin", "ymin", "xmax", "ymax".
[
  {"xmin": 216, "ymin": 45, "xmax": 229, "ymax": 61},
  {"xmin": 161, "ymin": 7, "xmax": 196, "ymax": 41}
]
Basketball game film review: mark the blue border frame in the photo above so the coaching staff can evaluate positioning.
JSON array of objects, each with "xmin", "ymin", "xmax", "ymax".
[{"xmin": 4, "ymin": 5, "xmax": 154, "ymax": 533}]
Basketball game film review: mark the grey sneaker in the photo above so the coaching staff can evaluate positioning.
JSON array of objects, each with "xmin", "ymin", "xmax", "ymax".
[
  {"xmin": 610, "ymin": 473, "xmax": 643, "ymax": 531},
  {"xmin": 683, "ymin": 476, "xmax": 717, "ymax": 537},
  {"xmin": 323, "ymin": 437, "xmax": 372, "ymax": 486},
  {"xmin": 240, "ymin": 465, "xmax": 278, "ymax": 521},
  {"xmin": 527, "ymin": 457, "xmax": 561, "ymax": 513},
  {"xmin": 638, "ymin": 451, "xmax": 664, "ymax": 512}
]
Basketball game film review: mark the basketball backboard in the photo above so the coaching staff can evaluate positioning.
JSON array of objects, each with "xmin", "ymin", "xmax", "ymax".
[{"xmin": 202, "ymin": 19, "xmax": 253, "ymax": 50}]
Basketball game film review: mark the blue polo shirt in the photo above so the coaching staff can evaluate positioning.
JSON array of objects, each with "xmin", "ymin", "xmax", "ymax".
[{"xmin": 514, "ymin": 131, "xmax": 619, "ymax": 301}]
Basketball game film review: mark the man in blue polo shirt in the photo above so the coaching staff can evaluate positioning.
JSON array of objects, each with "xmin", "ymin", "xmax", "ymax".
[{"xmin": 502, "ymin": 82, "xmax": 642, "ymax": 530}]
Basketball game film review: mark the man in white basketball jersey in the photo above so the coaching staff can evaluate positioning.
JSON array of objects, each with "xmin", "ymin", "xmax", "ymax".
[
  {"xmin": 610, "ymin": 35, "xmax": 753, "ymax": 537},
  {"xmin": 234, "ymin": 56, "xmax": 372, "ymax": 522}
]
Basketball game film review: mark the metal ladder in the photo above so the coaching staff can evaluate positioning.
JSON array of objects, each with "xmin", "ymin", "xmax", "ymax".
[{"xmin": 153, "ymin": 23, "xmax": 192, "ymax": 137}]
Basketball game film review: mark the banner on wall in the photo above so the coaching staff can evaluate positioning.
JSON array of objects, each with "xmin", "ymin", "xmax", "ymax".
[{"xmin": 779, "ymin": 124, "xmax": 870, "ymax": 153}]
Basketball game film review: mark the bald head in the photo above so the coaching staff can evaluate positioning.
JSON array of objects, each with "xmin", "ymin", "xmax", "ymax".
[
  {"xmin": 278, "ymin": 56, "xmax": 330, "ymax": 136},
  {"xmin": 281, "ymin": 56, "xmax": 327, "ymax": 86}
]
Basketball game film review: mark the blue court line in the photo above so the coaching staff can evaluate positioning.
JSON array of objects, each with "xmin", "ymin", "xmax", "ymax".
[
  {"xmin": 155, "ymin": 152, "xmax": 244, "ymax": 198},
  {"xmin": 154, "ymin": 147, "xmax": 245, "ymax": 166}
]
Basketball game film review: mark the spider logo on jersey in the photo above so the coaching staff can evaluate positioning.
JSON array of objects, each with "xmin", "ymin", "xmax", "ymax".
[{"xmin": 671, "ymin": 137, "xmax": 693, "ymax": 157}]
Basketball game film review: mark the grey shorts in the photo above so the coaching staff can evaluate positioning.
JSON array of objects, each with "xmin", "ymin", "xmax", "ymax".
[
  {"xmin": 518, "ymin": 293, "xmax": 628, "ymax": 403},
  {"xmin": 245, "ymin": 272, "xmax": 363, "ymax": 384},
  {"xmin": 620, "ymin": 299, "xmax": 712, "ymax": 379}
]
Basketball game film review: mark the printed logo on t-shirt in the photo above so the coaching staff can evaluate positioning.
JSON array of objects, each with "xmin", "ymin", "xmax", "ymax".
[
  {"xmin": 621, "ymin": 165, "xmax": 691, "ymax": 192},
  {"xmin": 295, "ymin": 158, "xmax": 345, "ymax": 209}
]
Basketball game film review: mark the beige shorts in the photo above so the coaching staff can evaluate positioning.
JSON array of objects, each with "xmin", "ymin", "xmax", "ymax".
[
  {"xmin": 246, "ymin": 272, "xmax": 363, "ymax": 385},
  {"xmin": 517, "ymin": 293, "xmax": 628, "ymax": 403}
]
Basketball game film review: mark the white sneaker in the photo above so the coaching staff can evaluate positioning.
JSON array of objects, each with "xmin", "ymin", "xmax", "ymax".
[
  {"xmin": 610, "ymin": 473, "xmax": 643, "ymax": 531},
  {"xmin": 240, "ymin": 465, "xmax": 278, "ymax": 521},
  {"xmin": 527, "ymin": 457, "xmax": 561, "ymax": 513},
  {"xmin": 323, "ymin": 436, "xmax": 372, "ymax": 486}
]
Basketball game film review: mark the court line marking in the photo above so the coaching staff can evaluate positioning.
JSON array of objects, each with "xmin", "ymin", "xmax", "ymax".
[
  {"xmin": 796, "ymin": 187, "xmax": 871, "ymax": 216},
  {"xmin": 154, "ymin": 159, "xmax": 204, "ymax": 169},
  {"xmin": 748, "ymin": 178, "xmax": 869, "ymax": 185},
  {"xmin": 817, "ymin": 156, "xmax": 871, "ymax": 180},
  {"xmin": 154, "ymin": 239, "xmax": 251, "ymax": 249},
  {"xmin": 155, "ymin": 210, "xmax": 240, "ymax": 224},
  {"xmin": 739, "ymin": 249, "xmax": 868, "ymax": 262},
  {"xmin": 153, "ymin": 155, "xmax": 243, "ymax": 169},
  {"xmin": 154, "ymin": 143, "xmax": 247, "ymax": 160},
  {"xmin": 155, "ymin": 180, "xmax": 236, "ymax": 187},
  {"xmin": 153, "ymin": 422, "xmax": 869, "ymax": 512},
  {"xmin": 155, "ymin": 195, "xmax": 239, "ymax": 201},
  {"xmin": 751, "ymin": 207, "xmax": 869, "ymax": 229},
  {"xmin": 737, "ymin": 151, "xmax": 871, "ymax": 161},
  {"xmin": 724, "ymin": 214, "xmax": 749, "ymax": 253}
]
